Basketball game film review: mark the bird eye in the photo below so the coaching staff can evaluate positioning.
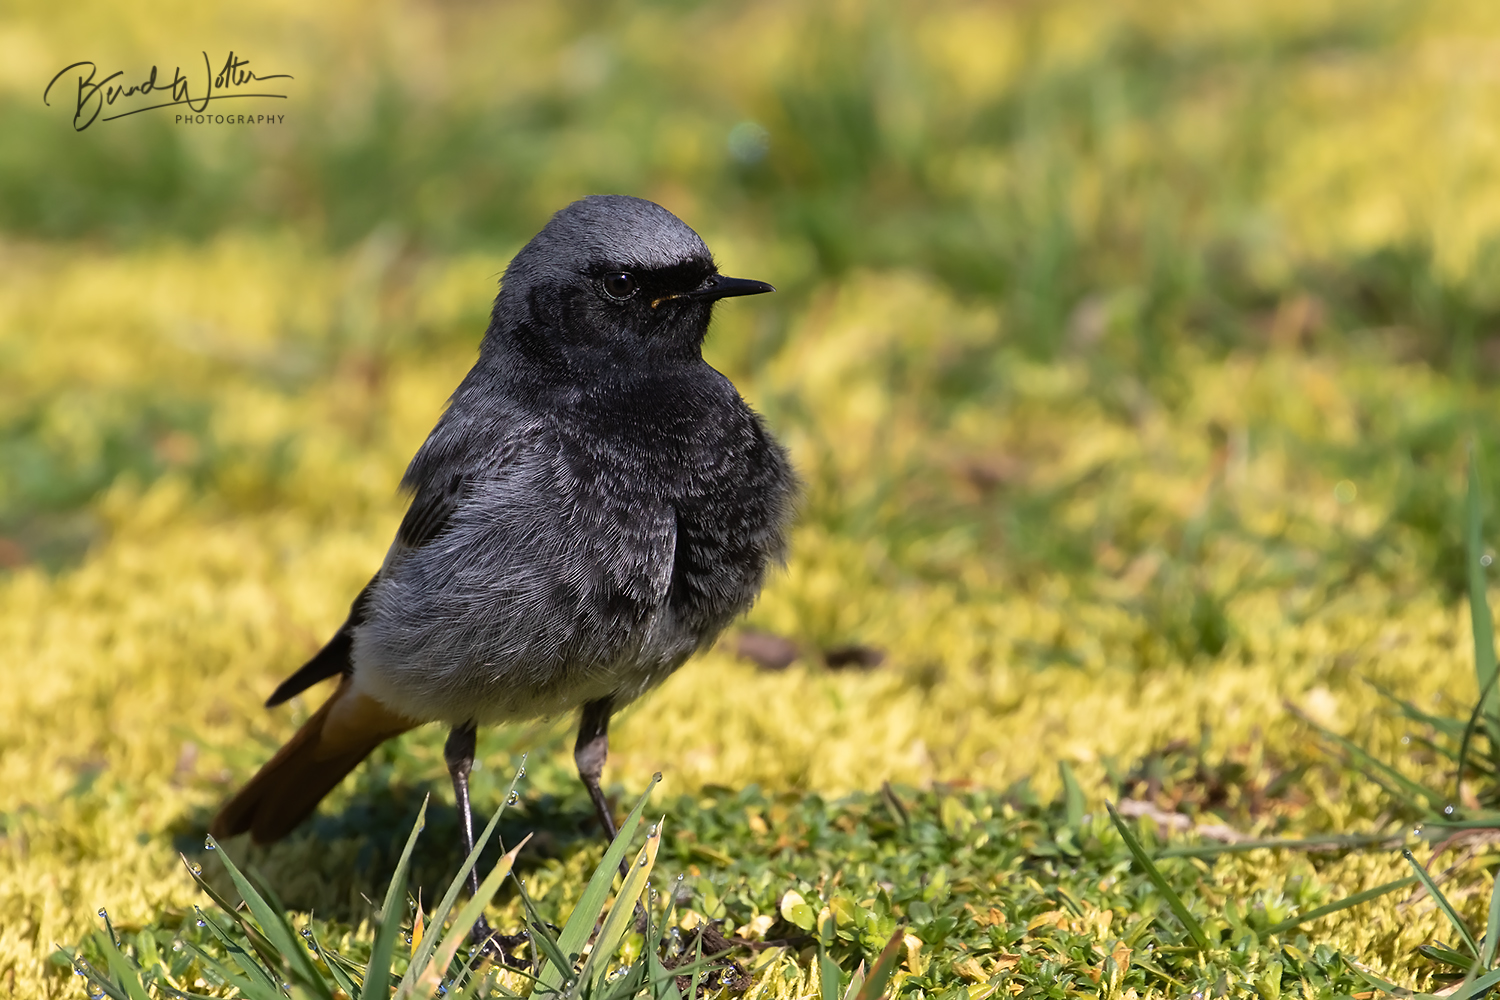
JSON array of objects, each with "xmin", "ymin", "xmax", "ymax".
[{"xmin": 602, "ymin": 272, "xmax": 637, "ymax": 300}]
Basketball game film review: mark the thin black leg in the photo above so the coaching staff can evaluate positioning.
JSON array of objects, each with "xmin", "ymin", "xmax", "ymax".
[
  {"xmin": 444, "ymin": 723, "xmax": 483, "ymax": 897},
  {"xmin": 574, "ymin": 697, "xmax": 618, "ymax": 840},
  {"xmin": 444, "ymin": 722, "xmax": 523, "ymax": 965}
]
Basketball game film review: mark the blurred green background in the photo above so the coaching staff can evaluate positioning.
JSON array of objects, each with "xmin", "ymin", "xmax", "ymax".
[{"xmin": 9, "ymin": 0, "xmax": 1500, "ymax": 996}]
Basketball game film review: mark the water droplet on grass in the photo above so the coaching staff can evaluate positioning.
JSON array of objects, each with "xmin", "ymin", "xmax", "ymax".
[
  {"xmin": 97, "ymin": 908, "xmax": 107, "ymax": 919},
  {"xmin": 189, "ymin": 863, "xmax": 202, "ymax": 875},
  {"xmin": 204, "ymin": 837, "xmax": 216, "ymax": 850},
  {"xmin": 507, "ymin": 791, "xmax": 520, "ymax": 805},
  {"xmin": 1445, "ymin": 804, "xmax": 1456, "ymax": 815}
]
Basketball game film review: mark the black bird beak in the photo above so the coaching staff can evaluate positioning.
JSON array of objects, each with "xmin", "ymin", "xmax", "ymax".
[
  {"xmin": 686, "ymin": 275, "xmax": 776, "ymax": 301},
  {"xmin": 651, "ymin": 274, "xmax": 775, "ymax": 309}
]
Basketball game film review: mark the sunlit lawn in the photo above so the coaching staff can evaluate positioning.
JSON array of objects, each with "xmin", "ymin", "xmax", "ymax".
[{"xmin": 7, "ymin": 0, "xmax": 1500, "ymax": 996}]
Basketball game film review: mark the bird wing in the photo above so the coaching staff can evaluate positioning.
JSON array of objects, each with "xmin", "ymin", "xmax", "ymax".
[
  {"xmin": 264, "ymin": 577, "xmax": 374, "ymax": 706},
  {"xmin": 265, "ymin": 400, "xmax": 546, "ymax": 706}
]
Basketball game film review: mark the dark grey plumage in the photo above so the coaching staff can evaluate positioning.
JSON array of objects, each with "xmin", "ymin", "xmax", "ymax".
[
  {"xmin": 358, "ymin": 195, "xmax": 795, "ymax": 724},
  {"xmin": 216, "ymin": 196, "xmax": 795, "ymax": 898}
]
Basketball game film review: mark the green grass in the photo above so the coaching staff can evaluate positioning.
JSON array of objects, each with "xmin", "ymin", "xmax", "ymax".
[{"xmin": 9, "ymin": 0, "xmax": 1500, "ymax": 996}]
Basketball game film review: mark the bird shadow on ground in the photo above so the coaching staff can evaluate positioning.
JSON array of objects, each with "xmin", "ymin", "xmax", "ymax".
[{"xmin": 167, "ymin": 772, "xmax": 618, "ymax": 926}]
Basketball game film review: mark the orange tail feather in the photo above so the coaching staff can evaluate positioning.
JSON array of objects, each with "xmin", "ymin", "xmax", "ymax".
[{"xmin": 211, "ymin": 677, "xmax": 416, "ymax": 844}]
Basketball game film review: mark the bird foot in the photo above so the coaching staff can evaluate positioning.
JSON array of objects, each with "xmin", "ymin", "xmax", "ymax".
[{"xmin": 469, "ymin": 916, "xmax": 530, "ymax": 970}]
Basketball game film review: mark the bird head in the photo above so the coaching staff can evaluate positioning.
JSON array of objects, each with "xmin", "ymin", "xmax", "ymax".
[{"xmin": 488, "ymin": 195, "xmax": 773, "ymax": 378}]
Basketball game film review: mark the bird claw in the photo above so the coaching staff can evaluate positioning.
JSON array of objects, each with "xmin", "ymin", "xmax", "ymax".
[{"xmin": 470, "ymin": 917, "xmax": 529, "ymax": 970}]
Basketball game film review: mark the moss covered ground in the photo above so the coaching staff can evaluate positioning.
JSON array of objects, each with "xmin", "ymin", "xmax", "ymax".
[{"xmin": 7, "ymin": 0, "xmax": 1500, "ymax": 996}]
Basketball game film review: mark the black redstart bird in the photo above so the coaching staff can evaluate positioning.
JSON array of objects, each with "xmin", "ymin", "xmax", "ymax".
[{"xmin": 211, "ymin": 195, "xmax": 795, "ymax": 944}]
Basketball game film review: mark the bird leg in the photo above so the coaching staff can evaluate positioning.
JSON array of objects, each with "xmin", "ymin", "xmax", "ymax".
[
  {"xmin": 574, "ymin": 698, "xmax": 618, "ymax": 840},
  {"xmin": 444, "ymin": 722, "xmax": 524, "ymax": 966},
  {"xmin": 575, "ymin": 697, "xmax": 651, "ymax": 932}
]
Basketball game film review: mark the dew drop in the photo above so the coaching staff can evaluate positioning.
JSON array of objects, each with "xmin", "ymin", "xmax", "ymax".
[
  {"xmin": 1445, "ymin": 804, "xmax": 1456, "ymax": 815},
  {"xmin": 301, "ymin": 928, "xmax": 313, "ymax": 939},
  {"xmin": 204, "ymin": 837, "xmax": 216, "ymax": 850},
  {"xmin": 1401, "ymin": 735, "xmax": 1411, "ymax": 745},
  {"xmin": 507, "ymin": 791, "xmax": 520, "ymax": 805},
  {"xmin": 1412, "ymin": 825, "xmax": 1424, "ymax": 836},
  {"xmin": 638, "ymin": 855, "xmax": 649, "ymax": 867},
  {"xmin": 676, "ymin": 873, "xmax": 685, "ymax": 881},
  {"xmin": 648, "ymin": 823, "xmax": 658, "ymax": 837},
  {"xmin": 405, "ymin": 934, "xmax": 413, "ymax": 944},
  {"xmin": 196, "ymin": 918, "xmax": 207, "ymax": 927},
  {"xmin": 517, "ymin": 766, "xmax": 527, "ymax": 778},
  {"xmin": 97, "ymin": 907, "xmax": 107, "ymax": 919},
  {"xmin": 88, "ymin": 985, "xmax": 106, "ymax": 1000},
  {"xmin": 190, "ymin": 863, "xmax": 202, "ymax": 875},
  {"xmin": 652, "ymin": 772, "xmax": 663, "ymax": 783},
  {"xmin": 172, "ymin": 941, "xmax": 183, "ymax": 952},
  {"xmin": 720, "ymin": 971, "xmax": 735, "ymax": 985}
]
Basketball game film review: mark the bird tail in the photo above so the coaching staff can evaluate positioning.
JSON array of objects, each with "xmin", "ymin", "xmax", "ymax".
[{"xmin": 210, "ymin": 676, "xmax": 416, "ymax": 844}]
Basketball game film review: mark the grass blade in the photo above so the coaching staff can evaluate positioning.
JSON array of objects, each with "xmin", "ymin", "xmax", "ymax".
[
  {"xmin": 1369, "ymin": 681, "xmax": 1471, "ymax": 742},
  {"xmin": 820, "ymin": 944, "xmax": 842, "ymax": 1000},
  {"xmin": 95, "ymin": 930, "xmax": 153, "ymax": 1000},
  {"xmin": 1450, "ymin": 966, "xmax": 1500, "ymax": 1000},
  {"xmin": 1059, "ymin": 761, "xmax": 1085, "ymax": 829},
  {"xmin": 306, "ymin": 924, "xmax": 361, "ymax": 999},
  {"xmin": 1158, "ymin": 831, "xmax": 1402, "ymax": 859},
  {"xmin": 841, "ymin": 961, "xmax": 867, "ymax": 1000},
  {"xmin": 1293, "ymin": 708, "xmax": 1447, "ymax": 814},
  {"xmin": 1340, "ymin": 956, "xmax": 1412, "ymax": 997},
  {"xmin": 1404, "ymin": 848, "xmax": 1482, "ymax": 959},
  {"xmin": 538, "ymin": 774, "xmax": 660, "ymax": 991},
  {"xmin": 179, "ymin": 938, "xmax": 282, "ymax": 1000},
  {"xmin": 191, "ymin": 905, "xmax": 279, "ymax": 994},
  {"xmin": 1484, "ymin": 857, "xmax": 1500, "ymax": 968},
  {"xmin": 851, "ymin": 929, "xmax": 905, "ymax": 1000},
  {"xmin": 689, "ymin": 917, "xmax": 707, "ymax": 1000},
  {"xmin": 580, "ymin": 818, "xmax": 664, "ymax": 996},
  {"xmin": 515, "ymin": 874, "xmax": 575, "ymax": 983},
  {"xmin": 182, "ymin": 854, "xmax": 282, "ymax": 970},
  {"xmin": 1106, "ymin": 801, "xmax": 1210, "ymax": 950},
  {"xmin": 205, "ymin": 833, "xmax": 332, "ymax": 999},
  {"xmin": 366, "ymin": 796, "xmax": 430, "ymax": 999},
  {"xmin": 402, "ymin": 834, "xmax": 531, "ymax": 998},
  {"xmin": 407, "ymin": 762, "xmax": 526, "ymax": 986},
  {"xmin": 1468, "ymin": 442, "xmax": 1500, "ymax": 747},
  {"xmin": 1457, "ymin": 669, "xmax": 1500, "ymax": 810},
  {"xmin": 1262, "ymin": 876, "xmax": 1416, "ymax": 936}
]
